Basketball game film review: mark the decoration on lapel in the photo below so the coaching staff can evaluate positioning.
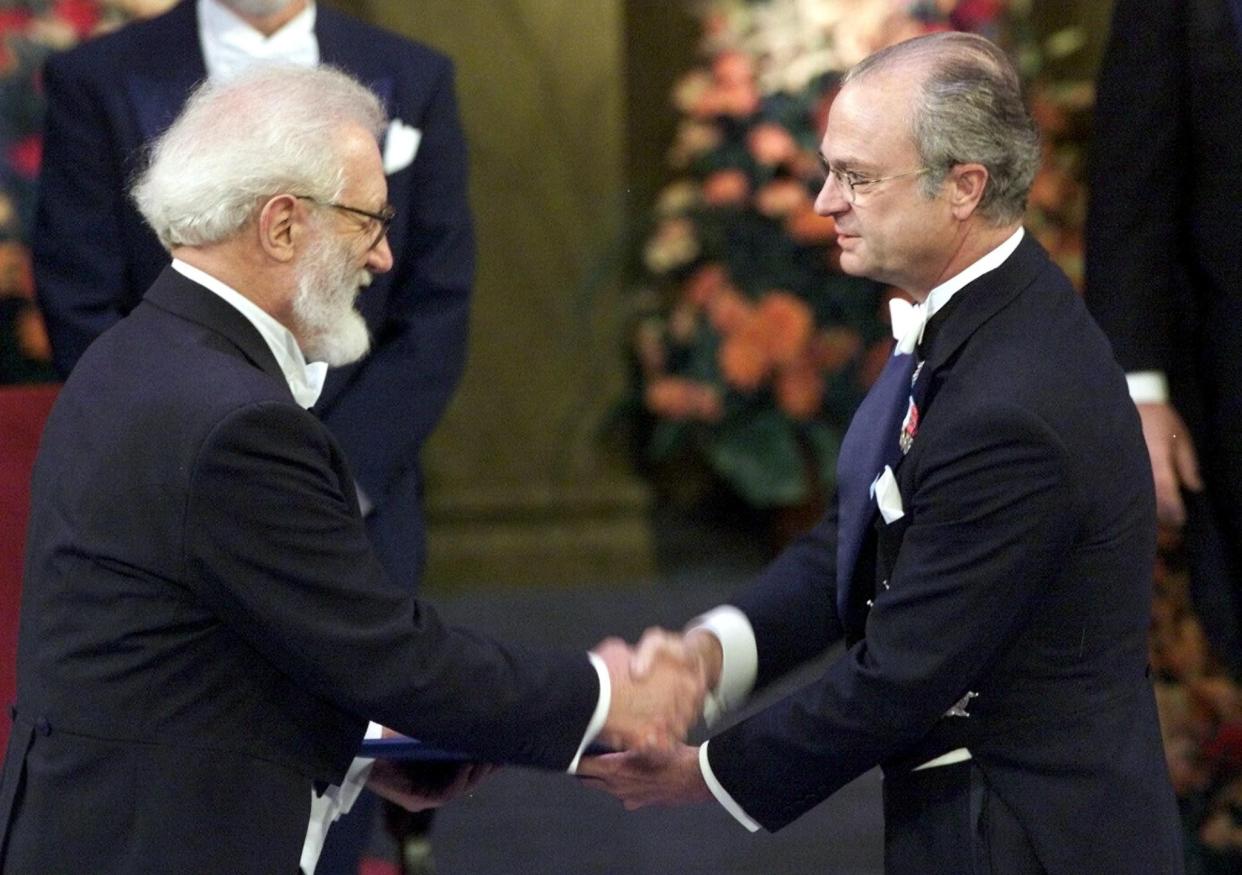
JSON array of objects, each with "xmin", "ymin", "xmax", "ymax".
[
  {"xmin": 383, "ymin": 119, "xmax": 421, "ymax": 174},
  {"xmin": 899, "ymin": 396, "xmax": 919, "ymax": 454},
  {"xmin": 946, "ymin": 691, "xmax": 978, "ymax": 718}
]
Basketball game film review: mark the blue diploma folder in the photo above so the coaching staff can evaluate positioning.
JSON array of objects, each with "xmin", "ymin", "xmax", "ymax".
[
  {"xmin": 359, "ymin": 736, "xmax": 611, "ymax": 761},
  {"xmin": 359, "ymin": 737, "xmax": 473, "ymax": 761}
]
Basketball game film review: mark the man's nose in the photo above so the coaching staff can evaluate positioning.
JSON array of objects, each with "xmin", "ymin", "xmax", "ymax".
[
  {"xmin": 815, "ymin": 173, "xmax": 849, "ymax": 216},
  {"xmin": 367, "ymin": 235, "xmax": 394, "ymax": 274}
]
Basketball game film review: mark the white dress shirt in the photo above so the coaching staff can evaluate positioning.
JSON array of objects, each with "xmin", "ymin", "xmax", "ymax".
[
  {"xmin": 197, "ymin": 0, "xmax": 318, "ymax": 81},
  {"xmin": 693, "ymin": 228, "xmax": 1026, "ymax": 831}
]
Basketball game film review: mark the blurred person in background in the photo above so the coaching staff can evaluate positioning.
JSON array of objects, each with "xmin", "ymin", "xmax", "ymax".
[
  {"xmin": 1085, "ymin": 0, "xmax": 1242, "ymax": 679},
  {"xmin": 31, "ymin": 0, "xmax": 474, "ymax": 869}
]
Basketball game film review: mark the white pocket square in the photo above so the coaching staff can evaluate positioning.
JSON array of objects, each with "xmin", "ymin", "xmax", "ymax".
[
  {"xmin": 870, "ymin": 465, "xmax": 905, "ymax": 524},
  {"xmin": 383, "ymin": 119, "xmax": 421, "ymax": 174}
]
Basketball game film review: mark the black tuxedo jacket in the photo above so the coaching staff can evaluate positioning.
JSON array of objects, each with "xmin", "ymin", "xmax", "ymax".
[
  {"xmin": 0, "ymin": 269, "xmax": 595, "ymax": 874},
  {"xmin": 1085, "ymin": 0, "xmax": 1242, "ymax": 669},
  {"xmin": 706, "ymin": 236, "xmax": 1182, "ymax": 873},
  {"xmin": 33, "ymin": 0, "xmax": 474, "ymax": 585}
]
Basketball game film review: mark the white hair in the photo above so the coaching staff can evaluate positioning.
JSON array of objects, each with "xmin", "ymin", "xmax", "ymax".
[{"xmin": 132, "ymin": 63, "xmax": 387, "ymax": 249}]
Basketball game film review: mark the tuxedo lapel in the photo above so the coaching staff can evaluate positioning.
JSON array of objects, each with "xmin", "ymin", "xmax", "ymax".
[
  {"xmin": 315, "ymin": 6, "xmax": 394, "ymax": 107},
  {"xmin": 142, "ymin": 267, "xmax": 287, "ymax": 389},
  {"xmin": 835, "ymin": 348, "xmax": 918, "ymax": 620}
]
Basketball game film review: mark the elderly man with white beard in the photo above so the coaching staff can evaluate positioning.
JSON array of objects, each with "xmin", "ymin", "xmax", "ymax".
[{"xmin": 0, "ymin": 64, "xmax": 709, "ymax": 875}]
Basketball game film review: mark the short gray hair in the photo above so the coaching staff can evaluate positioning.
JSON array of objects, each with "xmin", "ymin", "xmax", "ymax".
[
  {"xmin": 132, "ymin": 64, "xmax": 387, "ymax": 249},
  {"xmin": 844, "ymin": 32, "xmax": 1039, "ymax": 225}
]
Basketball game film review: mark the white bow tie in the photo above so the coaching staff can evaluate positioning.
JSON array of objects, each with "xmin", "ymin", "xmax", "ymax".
[{"xmin": 889, "ymin": 298, "xmax": 928, "ymax": 356}]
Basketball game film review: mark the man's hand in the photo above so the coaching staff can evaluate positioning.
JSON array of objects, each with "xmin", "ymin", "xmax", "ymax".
[
  {"xmin": 632, "ymin": 626, "xmax": 723, "ymax": 691},
  {"xmin": 577, "ymin": 744, "xmax": 710, "ymax": 810},
  {"xmin": 1137, "ymin": 402, "xmax": 1203, "ymax": 527},
  {"xmin": 593, "ymin": 634, "xmax": 707, "ymax": 753},
  {"xmin": 366, "ymin": 759, "xmax": 497, "ymax": 813}
]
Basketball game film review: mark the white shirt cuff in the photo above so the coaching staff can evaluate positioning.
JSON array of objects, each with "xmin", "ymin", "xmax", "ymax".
[
  {"xmin": 699, "ymin": 740, "xmax": 761, "ymax": 832},
  {"xmin": 1126, "ymin": 371, "xmax": 1169, "ymax": 404},
  {"xmin": 567, "ymin": 653, "xmax": 611, "ymax": 774},
  {"xmin": 688, "ymin": 606, "xmax": 757, "ymax": 727},
  {"xmin": 299, "ymin": 721, "xmax": 383, "ymax": 874}
]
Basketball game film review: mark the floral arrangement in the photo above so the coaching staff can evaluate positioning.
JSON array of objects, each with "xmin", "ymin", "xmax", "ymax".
[
  {"xmin": 0, "ymin": 0, "xmax": 172, "ymax": 384},
  {"xmin": 622, "ymin": 0, "xmax": 1017, "ymax": 509}
]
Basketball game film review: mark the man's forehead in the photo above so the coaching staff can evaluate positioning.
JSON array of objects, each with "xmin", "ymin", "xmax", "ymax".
[
  {"xmin": 821, "ymin": 76, "xmax": 916, "ymax": 164},
  {"xmin": 338, "ymin": 124, "xmax": 388, "ymax": 204}
]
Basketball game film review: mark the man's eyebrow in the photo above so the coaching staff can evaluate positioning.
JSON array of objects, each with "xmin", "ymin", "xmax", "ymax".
[{"xmin": 819, "ymin": 152, "xmax": 862, "ymax": 172}]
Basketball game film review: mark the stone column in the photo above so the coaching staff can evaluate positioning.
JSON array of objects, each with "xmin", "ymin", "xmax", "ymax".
[{"xmin": 365, "ymin": 0, "xmax": 657, "ymax": 587}]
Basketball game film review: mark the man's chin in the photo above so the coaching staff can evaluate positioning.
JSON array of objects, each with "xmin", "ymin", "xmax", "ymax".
[
  {"xmin": 306, "ymin": 313, "xmax": 371, "ymax": 366},
  {"xmin": 836, "ymin": 249, "xmax": 868, "ymax": 279}
]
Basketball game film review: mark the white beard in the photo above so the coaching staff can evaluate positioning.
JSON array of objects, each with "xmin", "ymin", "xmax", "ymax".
[{"xmin": 291, "ymin": 236, "xmax": 372, "ymax": 367}]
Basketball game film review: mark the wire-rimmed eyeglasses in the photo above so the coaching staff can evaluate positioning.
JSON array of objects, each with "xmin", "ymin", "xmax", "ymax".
[
  {"xmin": 819, "ymin": 160, "xmax": 929, "ymax": 204},
  {"xmin": 296, "ymin": 196, "xmax": 396, "ymax": 250}
]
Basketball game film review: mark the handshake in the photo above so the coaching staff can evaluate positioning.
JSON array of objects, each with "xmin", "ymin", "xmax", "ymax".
[
  {"xmin": 368, "ymin": 627, "xmax": 727, "ymax": 815},
  {"xmin": 592, "ymin": 627, "xmax": 724, "ymax": 754}
]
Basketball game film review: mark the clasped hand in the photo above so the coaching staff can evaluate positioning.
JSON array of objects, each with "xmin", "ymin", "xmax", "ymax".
[{"xmin": 578, "ymin": 628, "xmax": 719, "ymax": 810}]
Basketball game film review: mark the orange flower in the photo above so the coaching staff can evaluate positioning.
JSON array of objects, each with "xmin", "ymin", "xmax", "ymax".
[
  {"xmin": 0, "ymin": 240, "xmax": 34, "ymax": 299},
  {"xmin": 812, "ymin": 327, "xmax": 864, "ymax": 374},
  {"xmin": 1028, "ymin": 167, "xmax": 1071, "ymax": 212},
  {"xmin": 693, "ymin": 384, "xmax": 725, "ymax": 423},
  {"xmin": 701, "ymin": 169, "xmax": 750, "ymax": 207},
  {"xmin": 683, "ymin": 263, "xmax": 728, "ymax": 308},
  {"xmin": 706, "ymin": 286, "xmax": 753, "ymax": 335},
  {"xmin": 719, "ymin": 318, "xmax": 771, "ymax": 391},
  {"xmin": 1029, "ymin": 91, "xmax": 1069, "ymax": 137},
  {"xmin": 712, "ymin": 51, "xmax": 754, "ymax": 88},
  {"xmin": 786, "ymin": 204, "xmax": 836, "ymax": 245},
  {"xmin": 15, "ymin": 306, "xmax": 51, "ymax": 362},
  {"xmin": 719, "ymin": 83, "xmax": 760, "ymax": 118},
  {"xmin": 747, "ymin": 123, "xmax": 798, "ymax": 167},
  {"xmin": 755, "ymin": 179, "xmax": 810, "ymax": 218},
  {"xmin": 645, "ymin": 377, "xmax": 698, "ymax": 420},
  {"xmin": 775, "ymin": 358, "xmax": 825, "ymax": 420},
  {"xmin": 645, "ymin": 378, "xmax": 724, "ymax": 423},
  {"xmin": 756, "ymin": 291, "xmax": 814, "ymax": 366}
]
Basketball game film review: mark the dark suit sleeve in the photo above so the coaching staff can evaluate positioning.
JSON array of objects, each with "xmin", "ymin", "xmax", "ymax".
[
  {"xmin": 1083, "ymin": 0, "xmax": 1184, "ymax": 373},
  {"xmin": 183, "ymin": 401, "xmax": 597, "ymax": 770},
  {"xmin": 707, "ymin": 402, "xmax": 1077, "ymax": 831},
  {"xmin": 315, "ymin": 58, "xmax": 474, "ymax": 501},
  {"xmin": 33, "ymin": 52, "xmax": 133, "ymax": 377}
]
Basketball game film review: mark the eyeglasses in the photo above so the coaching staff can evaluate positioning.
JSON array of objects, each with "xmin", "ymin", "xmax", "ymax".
[
  {"xmin": 820, "ymin": 160, "xmax": 929, "ymax": 204},
  {"xmin": 297, "ymin": 196, "xmax": 396, "ymax": 250}
]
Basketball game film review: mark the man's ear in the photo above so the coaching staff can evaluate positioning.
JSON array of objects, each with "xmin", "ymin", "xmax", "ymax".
[
  {"xmin": 948, "ymin": 163, "xmax": 989, "ymax": 220},
  {"xmin": 257, "ymin": 194, "xmax": 302, "ymax": 263}
]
